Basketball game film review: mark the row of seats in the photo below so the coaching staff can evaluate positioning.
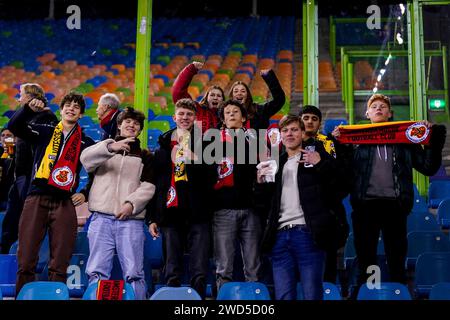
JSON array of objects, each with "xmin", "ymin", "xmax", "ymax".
[{"xmin": 8, "ymin": 280, "xmax": 450, "ymax": 300}]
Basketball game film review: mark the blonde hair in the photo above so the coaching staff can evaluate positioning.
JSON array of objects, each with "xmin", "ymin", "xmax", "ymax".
[
  {"xmin": 367, "ymin": 94, "xmax": 391, "ymax": 109},
  {"xmin": 20, "ymin": 83, "xmax": 45, "ymax": 101}
]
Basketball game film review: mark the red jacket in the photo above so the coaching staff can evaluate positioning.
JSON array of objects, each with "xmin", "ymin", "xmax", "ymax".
[{"xmin": 172, "ymin": 63, "xmax": 219, "ymax": 133}]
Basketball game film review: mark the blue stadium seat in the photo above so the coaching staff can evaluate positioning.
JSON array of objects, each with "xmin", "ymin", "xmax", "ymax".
[
  {"xmin": 84, "ymin": 128, "xmax": 102, "ymax": 142},
  {"xmin": 429, "ymin": 282, "xmax": 450, "ymax": 300},
  {"xmin": 343, "ymin": 233, "xmax": 356, "ymax": 270},
  {"xmin": 16, "ymin": 281, "xmax": 70, "ymax": 300},
  {"xmin": 407, "ymin": 212, "xmax": 440, "ymax": 232},
  {"xmin": 82, "ymin": 281, "xmax": 136, "ymax": 300},
  {"xmin": 147, "ymin": 129, "xmax": 162, "ymax": 151},
  {"xmin": 9, "ymin": 235, "xmax": 49, "ymax": 274},
  {"xmin": 428, "ymin": 181, "xmax": 450, "ymax": 208},
  {"xmin": 322, "ymin": 118, "xmax": 348, "ymax": 136},
  {"xmin": 65, "ymin": 254, "xmax": 89, "ymax": 297},
  {"xmin": 73, "ymin": 231, "xmax": 89, "ymax": 255},
  {"xmin": 297, "ymin": 282, "xmax": 341, "ymax": 300},
  {"xmin": 415, "ymin": 252, "xmax": 450, "ymax": 297},
  {"xmin": 154, "ymin": 115, "xmax": 176, "ymax": 129},
  {"xmin": 357, "ymin": 282, "xmax": 412, "ymax": 300},
  {"xmin": 78, "ymin": 116, "xmax": 95, "ymax": 128},
  {"xmin": 217, "ymin": 282, "xmax": 271, "ymax": 300},
  {"xmin": 406, "ymin": 231, "xmax": 450, "ymax": 268},
  {"xmin": 437, "ymin": 199, "xmax": 450, "ymax": 228},
  {"xmin": 150, "ymin": 286, "xmax": 201, "ymax": 300},
  {"xmin": 0, "ymin": 254, "xmax": 17, "ymax": 297}
]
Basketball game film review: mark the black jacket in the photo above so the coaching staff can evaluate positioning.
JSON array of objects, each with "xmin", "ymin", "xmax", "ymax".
[
  {"xmin": 8, "ymin": 104, "xmax": 95, "ymax": 199},
  {"xmin": 260, "ymin": 140, "xmax": 347, "ymax": 253},
  {"xmin": 246, "ymin": 70, "xmax": 286, "ymax": 130},
  {"xmin": 346, "ymin": 124, "xmax": 446, "ymax": 213},
  {"xmin": 148, "ymin": 127, "xmax": 215, "ymax": 226}
]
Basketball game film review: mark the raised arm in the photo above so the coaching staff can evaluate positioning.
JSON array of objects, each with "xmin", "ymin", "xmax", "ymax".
[
  {"xmin": 258, "ymin": 69, "xmax": 286, "ymax": 118},
  {"xmin": 172, "ymin": 62, "xmax": 203, "ymax": 103}
]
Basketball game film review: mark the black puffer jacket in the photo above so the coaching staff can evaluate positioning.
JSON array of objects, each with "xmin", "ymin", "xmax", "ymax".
[
  {"xmin": 261, "ymin": 140, "xmax": 347, "ymax": 253},
  {"xmin": 349, "ymin": 124, "xmax": 446, "ymax": 213}
]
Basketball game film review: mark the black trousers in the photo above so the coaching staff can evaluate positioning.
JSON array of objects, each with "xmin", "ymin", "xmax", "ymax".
[
  {"xmin": 1, "ymin": 176, "xmax": 30, "ymax": 254},
  {"xmin": 352, "ymin": 199, "xmax": 408, "ymax": 286},
  {"xmin": 161, "ymin": 223, "xmax": 210, "ymax": 299}
]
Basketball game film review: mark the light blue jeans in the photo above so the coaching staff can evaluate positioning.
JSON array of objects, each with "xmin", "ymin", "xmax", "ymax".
[{"xmin": 86, "ymin": 212, "xmax": 147, "ymax": 300}]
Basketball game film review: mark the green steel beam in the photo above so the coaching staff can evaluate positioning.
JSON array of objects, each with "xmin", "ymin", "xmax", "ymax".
[
  {"xmin": 302, "ymin": 0, "xmax": 319, "ymax": 106},
  {"xmin": 345, "ymin": 49, "xmax": 443, "ymax": 57},
  {"xmin": 353, "ymin": 90, "xmax": 445, "ymax": 96},
  {"xmin": 329, "ymin": 16, "xmax": 336, "ymax": 66},
  {"xmin": 134, "ymin": 0, "xmax": 153, "ymax": 148},
  {"xmin": 443, "ymin": 46, "xmax": 450, "ymax": 121},
  {"xmin": 347, "ymin": 63, "xmax": 354, "ymax": 124},
  {"xmin": 419, "ymin": 0, "xmax": 450, "ymax": 4},
  {"xmin": 407, "ymin": 0, "xmax": 428, "ymax": 196}
]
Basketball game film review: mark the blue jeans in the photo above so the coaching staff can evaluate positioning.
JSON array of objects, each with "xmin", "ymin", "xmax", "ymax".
[
  {"xmin": 213, "ymin": 209, "xmax": 262, "ymax": 290},
  {"xmin": 86, "ymin": 212, "xmax": 147, "ymax": 300},
  {"xmin": 271, "ymin": 225, "xmax": 325, "ymax": 300}
]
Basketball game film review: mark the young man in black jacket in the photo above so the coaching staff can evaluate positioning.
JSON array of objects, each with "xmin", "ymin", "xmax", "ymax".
[
  {"xmin": 258, "ymin": 114, "xmax": 342, "ymax": 300},
  {"xmin": 332, "ymin": 94, "xmax": 447, "ymax": 288},
  {"xmin": 212, "ymin": 100, "xmax": 262, "ymax": 291},
  {"xmin": 299, "ymin": 105, "xmax": 350, "ymax": 284},
  {"xmin": 8, "ymin": 91, "xmax": 95, "ymax": 294},
  {"xmin": 149, "ymin": 98, "xmax": 215, "ymax": 299}
]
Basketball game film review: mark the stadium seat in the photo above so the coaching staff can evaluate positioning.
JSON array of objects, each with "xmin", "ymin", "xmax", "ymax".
[
  {"xmin": 149, "ymin": 286, "xmax": 202, "ymax": 300},
  {"xmin": 407, "ymin": 212, "xmax": 440, "ymax": 232},
  {"xmin": 0, "ymin": 254, "xmax": 17, "ymax": 297},
  {"xmin": 428, "ymin": 181, "xmax": 450, "ymax": 208},
  {"xmin": 297, "ymin": 282, "xmax": 341, "ymax": 300},
  {"xmin": 322, "ymin": 118, "xmax": 348, "ymax": 136},
  {"xmin": 429, "ymin": 282, "xmax": 450, "ymax": 300},
  {"xmin": 148, "ymin": 129, "xmax": 162, "ymax": 150},
  {"xmin": 437, "ymin": 199, "xmax": 450, "ymax": 228},
  {"xmin": 216, "ymin": 282, "xmax": 271, "ymax": 300},
  {"xmin": 72, "ymin": 231, "xmax": 89, "ymax": 255},
  {"xmin": 9, "ymin": 235, "xmax": 49, "ymax": 274},
  {"xmin": 406, "ymin": 231, "xmax": 450, "ymax": 268},
  {"xmin": 65, "ymin": 254, "xmax": 89, "ymax": 297},
  {"xmin": 415, "ymin": 252, "xmax": 450, "ymax": 297},
  {"xmin": 357, "ymin": 282, "xmax": 412, "ymax": 300},
  {"xmin": 82, "ymin": 281, "xmax": 136, "ymax": 300},
  {"xmin": 16, "ymin": 281, "xmax": 70, "ymax": 300}
]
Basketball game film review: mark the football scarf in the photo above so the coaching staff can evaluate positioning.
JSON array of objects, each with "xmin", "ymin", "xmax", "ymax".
[
  {"xmin": 35, "ymin": 122, "xmax": 82, "ymax": 191},
  {"xmin": 337, "ymin": 121, "xmax": 431, "ymax": 145},
  {"xmin": 166, "ymin": 131, "xmax": 190, "ymax": 208},
  {"xmin": 214, "ymin": 129, "xmax": 235, "ymax": 190}
]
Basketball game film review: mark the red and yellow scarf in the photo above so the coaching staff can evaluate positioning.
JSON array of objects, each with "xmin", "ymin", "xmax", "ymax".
[
  {"xmin": 35, "ymin": 122, "xmax": 82, "ymax": 191},
  {"xmin": 166, "ymin": 132, "xmax": 190, "ymax": 208},
  {"xmin": 337, "ymin": 121, "xmax": 432, "ymax": 145}
]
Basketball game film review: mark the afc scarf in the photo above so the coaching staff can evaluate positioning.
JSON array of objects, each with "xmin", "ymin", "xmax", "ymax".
[
  {"xmin": 166, "ymin": 132, "xmax": 190, "ymax": 208},
  {"xmin": 35, "ymin": 122, "xmax": 82, "ymax": 191},
  {"xmin": 214, "ymin": 129, "xmax": 235, "ymax": 190},
  {"xmin": 337, "ymin": 121, "xmax": 432, "ymax": 145}
]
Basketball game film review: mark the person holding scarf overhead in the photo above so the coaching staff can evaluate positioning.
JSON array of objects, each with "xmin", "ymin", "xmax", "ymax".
[
  {"xmin": 332, "ymin": 94, "xmax": 446, "ymax": 292},
  {"xmin": 8, "ymin": 91, "xmax": 95, "ymax": 295},
  {"xmin": 148, "ymin": 98, "xmax": 215, "ymax": 299}
]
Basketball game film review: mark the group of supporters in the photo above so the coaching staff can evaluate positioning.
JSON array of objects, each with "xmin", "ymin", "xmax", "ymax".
[{"xmin": 0, "ymin": 61, "xmax": 446, "ymax": 300}]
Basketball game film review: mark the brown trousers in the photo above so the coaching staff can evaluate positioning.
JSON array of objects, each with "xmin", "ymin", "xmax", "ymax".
[{"xmin": 16, "ymin": 194, "xmax": 77, "ymax": 295}]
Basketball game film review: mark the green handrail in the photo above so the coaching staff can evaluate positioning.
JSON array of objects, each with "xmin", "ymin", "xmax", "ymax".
[{"xmin": 134, "ymin": 0, "xmax": 153, "ymax": 149}]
